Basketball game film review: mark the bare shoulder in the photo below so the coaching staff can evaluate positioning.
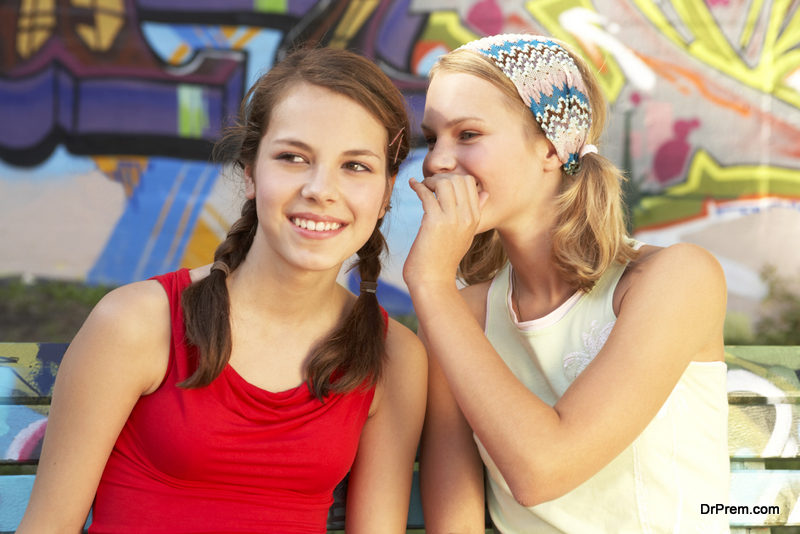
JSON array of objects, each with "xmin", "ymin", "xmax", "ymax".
[
  {"xmin": 615, "ymin": 243, "xmax": 726, "ymax": 361},
  {"xmin": 622, "ymin": 243, "xmax": 725, "ymax": 293},
  {"xmin": 89, "ymin": 279, "xmax": 171, "ymax": 337},
  {"xmin": 70, "ymin": 279, "xmax": 172, "ymax": 394},
  {"xmin": 369, "ymin": 317, "xmax": 427, "ymax": 416},
  {"xmin": 384, "ymin": 317, "xmax": 427, "ymax": 375},
  {"xmin": 459, "ymin": 280, "xmax": 492, "ymax": 329}
]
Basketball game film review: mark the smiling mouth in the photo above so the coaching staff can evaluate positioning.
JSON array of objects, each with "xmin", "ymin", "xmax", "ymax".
[{"xmin": 291, "ymin": 217, "xmax": 343, "ymax": 232}]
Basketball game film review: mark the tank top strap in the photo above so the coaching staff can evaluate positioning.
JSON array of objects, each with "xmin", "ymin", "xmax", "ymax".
[
  {"xmin": 588, "ymin": 238, "xmax": 645, "ymax": 314},
  {"xmin": 485, "ymin": 262, "xmax": 512, "ymax": 334},
  {"xmin": 149, "ymin": 268, "xmax": 193, "ymax": 386}
]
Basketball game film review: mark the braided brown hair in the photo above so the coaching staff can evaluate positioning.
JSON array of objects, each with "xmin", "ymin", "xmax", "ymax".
[{"xmin": 180, "ymin": 47, "xmax": 410, "ymax": 396}]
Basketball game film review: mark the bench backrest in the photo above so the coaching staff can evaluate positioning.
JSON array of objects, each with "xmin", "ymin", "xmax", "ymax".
[{"xmin": 1, "ymin": 343, "xmax": 799, "ymax": 532}]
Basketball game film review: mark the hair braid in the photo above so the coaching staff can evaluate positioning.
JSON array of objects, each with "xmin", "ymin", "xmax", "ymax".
[
  {"xmin": 180, "ymin": 199, "xmax": 258, "ymax": 388},
  {"xmin": 306, "ymin": 225, "xmax": 387, "ymax": 399}
]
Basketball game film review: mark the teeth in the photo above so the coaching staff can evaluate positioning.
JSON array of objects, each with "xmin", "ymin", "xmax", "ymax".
[{"xmin": 292, "ymin": 217, "xmax": 341, "ymax": 232}]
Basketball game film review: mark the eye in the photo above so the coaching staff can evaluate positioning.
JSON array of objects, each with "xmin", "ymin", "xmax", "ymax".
[
  {"xmin": 424, "ymin": 136, "xmax": 436, "ymax": 150},
  {"xmin": 276, "ymin": 152, "xmax": 306, "ymax": 163},
  {"xmin": 344, "ymin": 161, "xmax": 372, "ymax": 173},
  {"xmin": 459, "ymin": 131, "xmax": 480, "ymax": 141}
]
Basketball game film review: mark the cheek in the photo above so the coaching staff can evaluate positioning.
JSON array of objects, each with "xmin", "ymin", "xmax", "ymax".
[
  {"xmin": 253, "ymin": 174, "xmax": 295, "ymax": 214},
  {"xmin": 456, "ymin": 144, "xmax": 491, "ymax": 179},
  {"xmin": 349, "ymin": 182, "xmax": 388, "ymax": 220}
]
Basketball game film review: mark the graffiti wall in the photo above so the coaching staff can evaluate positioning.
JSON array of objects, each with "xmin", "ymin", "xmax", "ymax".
[{"xmin": 1, "ymin": 0, "xmax": 799, "ymax": 321}]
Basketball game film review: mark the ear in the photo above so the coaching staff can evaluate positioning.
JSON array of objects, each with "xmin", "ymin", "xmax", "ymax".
[
  {"xmin": 244, "ymin": 164, "xmax": 256, "ymax": 199},
  {"xmin": 540, "ymin": 139, "xmax": 563, "ymax": 173},
  {"xmin": 378, "ymin": 174, "xmax": 397, "ymax": 219}
]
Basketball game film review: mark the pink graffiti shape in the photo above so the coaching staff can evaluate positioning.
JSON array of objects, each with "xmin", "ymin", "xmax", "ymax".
[
  {"xmin": 653, "ymin": 119, "xmax": 701, "ymax": 184},
  {"xmin": 466, "ymin": 0, "xmax": 503, "ymax": 36},
  {"xmin": 706, "ymin": 0, "xmax": 730, "ymax": 5},
  {"xmin": 6, "ymin": 418, "xmax": 47, "ymax": 460},
  {"xmin": 6, "ymin": 418, "xmax": 47, "ymax": 461}
]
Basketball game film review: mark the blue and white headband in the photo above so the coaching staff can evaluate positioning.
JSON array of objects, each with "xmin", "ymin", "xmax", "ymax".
[{"xmin": 458, "ymin": 34, "xmax": 596, "ymax": 175}]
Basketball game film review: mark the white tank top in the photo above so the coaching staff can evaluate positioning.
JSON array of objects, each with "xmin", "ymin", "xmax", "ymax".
[{"xmin": 477, "ymin": 259, "xmax": 730, "ymax": 533}]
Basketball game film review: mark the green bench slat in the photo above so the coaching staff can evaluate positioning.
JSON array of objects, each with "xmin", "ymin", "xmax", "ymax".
[
  {"xmin": 729, "ymin": 403, "xmax": 800, "ymax": 459},
  {"xmin": 726, "ymin": 346, "xmax": 800, "ymax": 405}
]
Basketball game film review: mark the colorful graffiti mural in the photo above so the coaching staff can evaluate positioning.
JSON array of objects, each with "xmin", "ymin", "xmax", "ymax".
[{"xmin": 1, "ymin": 0, "xmax": 799, "ymax": 322}]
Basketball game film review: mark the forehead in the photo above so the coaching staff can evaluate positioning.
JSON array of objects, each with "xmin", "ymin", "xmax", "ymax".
[
  {"xmin": 423, "ymin": 71, "xmax": 524, "ymax": 125},
  {"xmin": 267, "ymin": 82, "xmax": 388, "ymax": 147}
]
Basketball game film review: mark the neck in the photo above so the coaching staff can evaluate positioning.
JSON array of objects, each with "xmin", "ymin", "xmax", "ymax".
[
  {"xmin": 227, "ymin": 245, "xmax": 348, "ymax": 323},
  {"xmin": 498, "ymin": 225, "xmax": 575, "ymax": 321}
]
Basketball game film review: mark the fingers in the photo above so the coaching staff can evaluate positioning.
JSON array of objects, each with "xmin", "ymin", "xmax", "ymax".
[
  {"xmin": 409, "ymin": 178, "xmax": 442, "ymax": 215},
  {"xmin": 418, "ymin": 174, "xmax": 479, "ymax": 211}
]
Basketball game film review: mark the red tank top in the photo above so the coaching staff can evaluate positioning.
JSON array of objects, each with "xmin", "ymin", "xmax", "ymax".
[{"xmin": 90, "ymin": 269, "xmax": 378, "ymax": 533}]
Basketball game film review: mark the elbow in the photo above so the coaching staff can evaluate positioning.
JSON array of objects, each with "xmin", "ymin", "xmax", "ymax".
[
  {"xmin": 506, "ymin": 463, "xmax": 570, "ymax": 508},
  {"xmin": 508, "ymin": 484, "xmax": 550, "ymax": 508}
]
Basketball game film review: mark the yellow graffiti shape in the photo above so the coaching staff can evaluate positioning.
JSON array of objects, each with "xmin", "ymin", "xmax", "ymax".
[
  {"xmin": 92, "ymin": 156, "xmax": 148, "ymax": 198},
  {"xmin": 16, "ymin": 0, "xmax": 56, "ymax": 59},
  {"xmin": 631, "ymin": 0, "xmax": 800, "ymax": 109},
  {"xmin": 0, "ymin": 343, "xmax": 58, "ymax": 418},
  {"xmin": 328, "ymin": 0, "xmax": 380, "ymax": 49},
  {"xmin": 71, "ymin": 0, "xmax": 125, "ymax": 52},
  {"xmin": 419, "ymin": 11, "xmax": 480, "ymax": 52},
  {"xmin": 634, "ymin": 149, "xmax": 800, "ymax": 230},
  {"xmin": 525, "ymin": 0, "xmax": 627, "ymax": 103},
  {"xmin": 180, "ymin": 216, "xmax": 224, "ymax": 269}
]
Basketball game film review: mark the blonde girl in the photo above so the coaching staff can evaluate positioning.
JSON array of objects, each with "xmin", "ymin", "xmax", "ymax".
[{"xmin": 405, "ymin": 34, "xmax": 729, "ymax": 533}]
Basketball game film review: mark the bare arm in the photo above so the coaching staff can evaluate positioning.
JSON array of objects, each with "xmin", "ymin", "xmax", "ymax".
[
  {"xmin": 345, "ymin": 319, "xmax": 427, "ymax": 533},
  {"xmin": 16, "ymin": 281, "xmax": 170, "ymax": 533},
  {"xmin": 420, "ymin": 328, "xmax": 485, "ymax": 533},
  {"xmin": 404, "ymin": 175, "xmax": 727, "ymax": 506}
]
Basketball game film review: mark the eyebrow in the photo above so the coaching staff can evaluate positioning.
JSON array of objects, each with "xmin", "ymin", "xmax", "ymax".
[
  {"xmin": 420, "ymin": 116, "xmax": 486, "ymax": 132},
  {"xmin": 272, "ymin": 138, "xmax": 382, "ymax": 160},
  {"xmin": 342, "ymin": 149, "xmax": 382, "ymax": 160}
]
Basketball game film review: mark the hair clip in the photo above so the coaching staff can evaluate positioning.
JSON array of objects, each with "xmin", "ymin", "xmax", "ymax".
[{"xmin": 389, "ymin": 127, "xmax": 404, "ymax": 165}]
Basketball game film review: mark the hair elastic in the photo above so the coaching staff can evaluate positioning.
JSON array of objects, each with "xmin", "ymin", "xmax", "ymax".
[
  {"xmin": 458, "ymin": 34, "xmax": 593, "ymax": 175},
  {"xmin": 211, "ymin": 260, "xmax": 231, "ymax": 276},
  {"xmin": 360, "ymin": 281, "xmax": 378, "ymax": 294},
  {"xmin": 580, "ymin": 144, "xmax": 598, "ymax": 157}
]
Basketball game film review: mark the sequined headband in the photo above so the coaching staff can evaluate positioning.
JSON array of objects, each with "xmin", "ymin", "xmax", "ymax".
[{"xmin": 458, "ymin": 34, "xmax": 595, "ymax": 175}]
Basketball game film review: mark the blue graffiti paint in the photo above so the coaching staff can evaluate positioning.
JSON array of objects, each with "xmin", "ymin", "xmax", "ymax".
[{"xmin": 87, "ymin": 158, "xmax": 219, "ymax": 285}]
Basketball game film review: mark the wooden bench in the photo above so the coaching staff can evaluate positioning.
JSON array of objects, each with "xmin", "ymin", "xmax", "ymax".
[{"xmin": 1, "ymin": 343, "xmax": 798, "ymax": 533}]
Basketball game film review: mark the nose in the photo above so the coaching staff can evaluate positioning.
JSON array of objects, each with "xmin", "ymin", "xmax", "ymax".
[
  {"xmin": 422, "ymin": 141, "xmax": 457, "ymax": 178},
  {"xmin": 301, "ymin": 165, "xmax": 338, "ymax": 203}
]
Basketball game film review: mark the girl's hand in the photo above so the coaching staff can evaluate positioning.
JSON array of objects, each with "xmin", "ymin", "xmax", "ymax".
[{"xmin": 403, "ymin": 173, "xmax": 488, "ymax": 291}]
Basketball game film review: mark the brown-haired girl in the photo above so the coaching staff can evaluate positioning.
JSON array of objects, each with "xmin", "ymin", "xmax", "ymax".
[
  {"xmin": 19, "ymin": 47, "xmax": 426, "ymax": 534},
  {"xmin": 405, "ymin": 34, "xmax": 729, "ymax": 533}
]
